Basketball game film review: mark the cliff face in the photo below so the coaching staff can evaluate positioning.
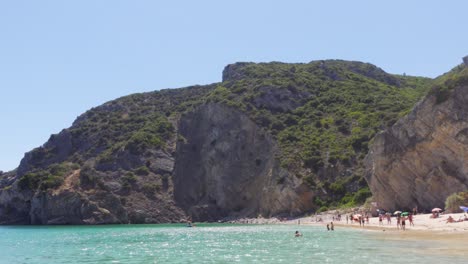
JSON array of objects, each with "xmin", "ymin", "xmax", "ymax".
[
  {"xmin": 0, "ymin": 60, "xmax": 432, "ymax": 224},
  {"xmin": 365, "ymin": 63, "xmax": 468, "ymax": 212},
  {"xmin": 174, "ymin": 103, "xmax": 314, "ymax": 221},
  {"xmin": 0, "ymin": 103, "xmax": 313, "ymax": 224}
]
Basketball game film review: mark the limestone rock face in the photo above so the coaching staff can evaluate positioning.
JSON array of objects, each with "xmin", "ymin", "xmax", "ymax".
[
  {"xmin": 365, "ymin": 84, "xmax": 468, "ymax": 212},
  {"xmin": 252, "ymin": 86, "xmax": 311, "ymax": 113},
  {"xmin": 173, "ymin": 103, "xmax": 314, "ymax": 221},
  {"xmin": 222, "ymin": 62, "xmax": 253, "ymax": 82},
  {"xmin": 0, "ymin": 168, "xmax": 186, "ymax": 224},
  {"xmin": 0, "ymin": 102, "xmax": 316, "ymax": 224},
  {"xmin": 29, "ymin": 189, "xmax": 128, "ymax": 225},
  {"xmin": 17, "ymin": 130, "xmax": 73, "ymax": 176},
  {"xmin": 0, "ymin": 185, "xmax": 32, "ymax": 224}
]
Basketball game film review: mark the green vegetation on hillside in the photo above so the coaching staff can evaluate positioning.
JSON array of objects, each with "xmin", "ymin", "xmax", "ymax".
[
  {"xmin": 430, "ymin": 64, "xmax": 468, "ymax": 103},
  {"xmin": 209, "ymin": 61, "xmax": 432, "ymax": 209},
  {"xmin": 208, "ymin": 61, "xmax": 431, "ymax": 207},
  {"xmin": 16, "ymin": 60, "xmax": 433, "ymax": 210},
  {"xmin": 18, "ymin": 162, "xmax": 79, "ymax": 191}
]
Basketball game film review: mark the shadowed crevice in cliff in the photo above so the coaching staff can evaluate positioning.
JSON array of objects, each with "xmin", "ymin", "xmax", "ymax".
[{"xmin": 173, "ymin": 103, "xmax": 314, "ymax": 221}]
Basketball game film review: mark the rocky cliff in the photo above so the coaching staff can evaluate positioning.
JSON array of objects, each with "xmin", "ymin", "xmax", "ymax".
[
  {"xmin": 365, "ymin": 61, "xmax": 468, "ymax": 212},
  {"xmin": 174, "ymin": 103, "xmax": 314, "ymax": 221},
  {"xmin": 0, "ymin": 60, "xmax": 431, "ymax": 224}
]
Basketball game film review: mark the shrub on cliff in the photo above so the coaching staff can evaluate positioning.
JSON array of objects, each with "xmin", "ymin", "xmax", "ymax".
[
  {"xmin": 430, "ymin": 64, "xmax": 468, "ymax": 104},
  {"xmin": 445, "ymin": 191, "xmax": 468, "ymax": 213},
  {"xmin": 18, "ymin": 162, "xmax": 79, "ymax": 191},
  {"xmin": 15, "ymin": 60, "xmax": 434, "ymax": 210}
]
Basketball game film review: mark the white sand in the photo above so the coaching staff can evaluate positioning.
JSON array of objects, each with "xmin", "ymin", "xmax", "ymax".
[
  {"xmin": 303, "ymin": 212, "xmax": 468, "ymax": 232},
  {"xmin": 234, "ymin": 213, "xmax": 468, "ymax": 233},
  {"xmin": 230, "ymin": 212, "xmax": 468, "ymax": 256}
]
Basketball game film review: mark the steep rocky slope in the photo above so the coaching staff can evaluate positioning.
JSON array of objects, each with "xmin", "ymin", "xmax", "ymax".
[
  {"xmin": 0, "ymin": 60, "xmax": 431, "ymax": 224},
  {"xmin": 365, "ymin": 59, "xmax": 468, "ymax": 212},
  {"xmin": 174, "ymin": 103, "xmax": 313, "ymax": 221}
]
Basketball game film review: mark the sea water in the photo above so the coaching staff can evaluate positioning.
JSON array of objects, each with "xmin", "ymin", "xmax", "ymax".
[{"xmin": 0, "ymin": 224, "xmax": 466, "ymax": 263}]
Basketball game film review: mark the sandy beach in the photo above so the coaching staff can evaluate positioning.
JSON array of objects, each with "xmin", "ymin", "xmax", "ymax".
[
  {"xmin": 279, "ymin": 212, "xmax": 468, "ymax": 257},
  {"xmin": 228, "ymin": 212, "xmax": 468, "ymax": 259},
  {"xmin": 233, "ymin": 212, "xmax": 468, "ymax": 244},
  {"xmin": 236, "ymin": 212, "xmax": 468, "ymax": 231},
  {"xmin": 291, "ymin": 213, "xmax": 468, "ymax": 235},
  {"xmin": 299, "ymin": 212, "xmax": 468, "ymax": 232}
]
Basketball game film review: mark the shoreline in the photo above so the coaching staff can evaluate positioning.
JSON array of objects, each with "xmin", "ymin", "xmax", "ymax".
[
  {"xmin": 231, "ymin": 212, "xmax": 468, "ymax": 242},
  {"xmin": 229, "ymin": 213, "xmax": 468, "ymax": 258}
]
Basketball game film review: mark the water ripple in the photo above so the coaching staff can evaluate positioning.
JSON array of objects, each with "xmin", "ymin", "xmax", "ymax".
[{"xmin": 0, "ymin": 224, "xmax": 466, "ymax": 263}]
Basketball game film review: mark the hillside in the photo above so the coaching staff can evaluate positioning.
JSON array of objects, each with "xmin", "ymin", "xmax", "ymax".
[
  {"xmin": 365, "ymin": 58, "xmax": 468, "ymax": 212},
  {"xmin": 0, "ymin": 60, "xmax": 431, "ymax": 224}
]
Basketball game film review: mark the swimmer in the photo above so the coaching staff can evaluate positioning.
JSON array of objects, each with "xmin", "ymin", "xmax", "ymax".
[{"xmin": 295, "ymin": 231, "xmax": 303, "ymax": 237}]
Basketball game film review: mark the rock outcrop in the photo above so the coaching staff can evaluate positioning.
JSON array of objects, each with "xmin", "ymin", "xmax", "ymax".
[
  {"xmin": 222, "ymin": 62, "xmax": 253, "ymax": 82},
  {"xmin": 365, "ymin": 64, "xmax": 468, "ymax": 212},
  {"xmin": 17, "ymin": 130, "xmax": 74, "ymax": 176},
  {"xmin": 173, "ymin": 103, "xmax": 314, "ymax": 221},
  {"xmin": 0, "ymin": 186, "xmax": 32, "ymax": 224}
]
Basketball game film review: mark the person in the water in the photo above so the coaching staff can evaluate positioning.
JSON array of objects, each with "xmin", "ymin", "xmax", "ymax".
[{"xmin": 295, "ymin": 231, "xmax": 302, "ymax": 237}]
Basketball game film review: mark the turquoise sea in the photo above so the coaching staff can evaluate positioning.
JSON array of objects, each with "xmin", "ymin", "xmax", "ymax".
[{"xmin": 0, "ymin": 224, "xmax": 466, "ymax": 263}]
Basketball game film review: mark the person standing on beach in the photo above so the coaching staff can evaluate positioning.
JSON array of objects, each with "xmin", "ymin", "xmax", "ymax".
[
  {"xmin": 346, "ymin": 215, "xmax": 348, "ymax": 224},
  {"xmin": 401, "ymin": 217, "xmax": 406, "ymax": 230},
  {"xmin": 386, "ymin": 214, "xmax": 391, "ymax": 224},
  {"xmin": 379, "ymin": 215, "xmax": 383, "ymax": 225},
  {"xmin": 409, "ymin": 214, "xmax": 414, "ymax": 227},
  {"xmin": 396, "ymin": 215, "xmax": 401, "ymax": 230}
]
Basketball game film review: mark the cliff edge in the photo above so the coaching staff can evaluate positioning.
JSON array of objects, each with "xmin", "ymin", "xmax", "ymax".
[{"xmin": 365, "ymin": 59, "xmax": 468, "ymax": 212}]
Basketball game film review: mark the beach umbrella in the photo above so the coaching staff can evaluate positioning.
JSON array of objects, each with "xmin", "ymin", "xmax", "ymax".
[
  {"xmin": 401, "ymin": 212, "xmax": 409, "ymax": 216},
  {"xmin": 353, "ymin": 214, "xmax": 362, "ymax": 220},
  {"xmin": 393, "ymin": 211, "xmax": 402, "ymax": 215},
  {"xmin": 460, "ymin": 206, "xmax": 468, "ymax": 213},
  {"xmin": 431, "ymin": 208, "xmax": 443, "ymax": 212}
]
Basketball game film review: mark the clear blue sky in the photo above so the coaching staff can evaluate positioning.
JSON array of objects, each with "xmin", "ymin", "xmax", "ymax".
[{"xmin": 0, "ymin": 0, "xmax": 467, "ymax": 171}]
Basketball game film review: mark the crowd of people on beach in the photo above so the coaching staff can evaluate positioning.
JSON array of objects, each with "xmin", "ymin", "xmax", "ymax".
[
  {"xmin": 186, "ymin": 204, "xmax": 468, "ymax": 239},
  {"xmin": 344, "ymin": 209, "xmax": 416, "ymax": 230}
]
